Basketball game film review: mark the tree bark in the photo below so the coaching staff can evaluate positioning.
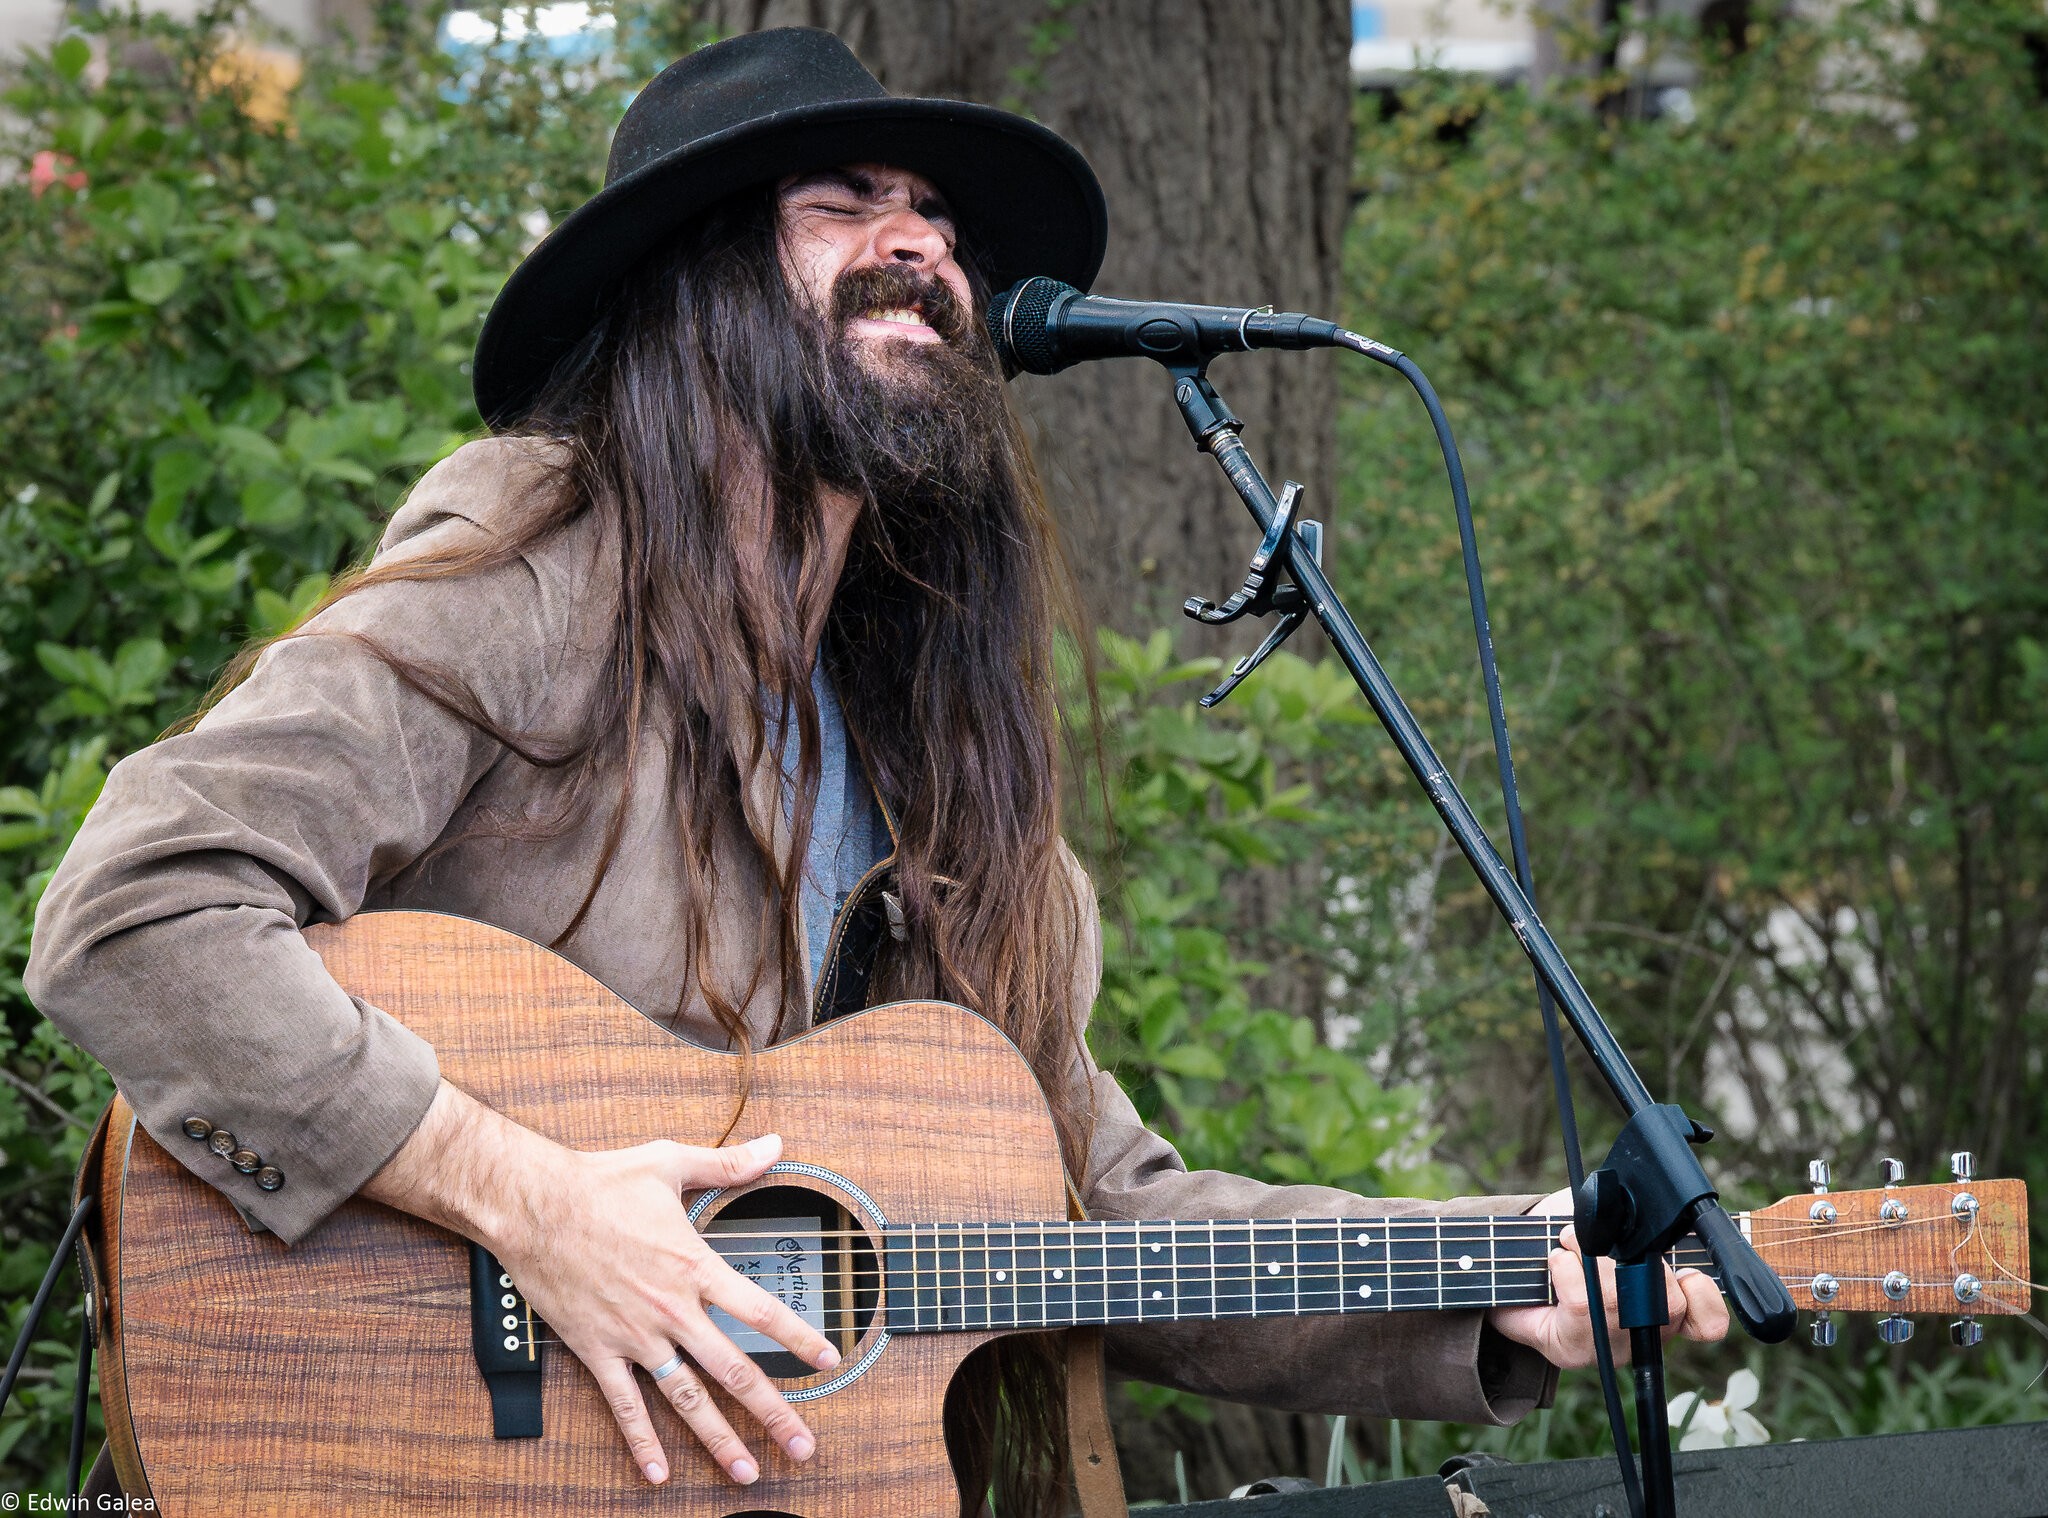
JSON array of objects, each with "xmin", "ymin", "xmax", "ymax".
[{"xmin": 698, "ymin": 0, "xmax": 1354, "ymax": 634}]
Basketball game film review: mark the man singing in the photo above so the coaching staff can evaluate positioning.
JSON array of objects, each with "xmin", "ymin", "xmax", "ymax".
[{"xmin": 27, "ymin": 27, "xmax": 1725, "ymax": 1511}]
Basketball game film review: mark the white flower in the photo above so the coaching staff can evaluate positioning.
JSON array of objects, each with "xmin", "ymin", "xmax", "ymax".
[{"xmin": 1668, "ymin": 1368, "xmax": 1770, "ymax": 1451}]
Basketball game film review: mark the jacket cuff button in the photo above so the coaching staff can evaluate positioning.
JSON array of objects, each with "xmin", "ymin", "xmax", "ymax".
[
  {"xmin": 231, "ymin": 1149, "xmax": 262, "ymax": 1174},
  {"xmin": 255, "ymin": 1167, "xmax": 285, "ymax": 1192},
  {"xmin": 182, "ymin": 1116, "xmax": 214, "ymax": 1141},
  {"xmin": 207, "ymin": 1130, "xmax": 237, "ymax": 1158}
]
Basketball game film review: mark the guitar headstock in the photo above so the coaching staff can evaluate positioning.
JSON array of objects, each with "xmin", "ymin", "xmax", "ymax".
[{"xmin": 1748, "ymin": 1153, "xmax": 2030, "ymax": 1346}]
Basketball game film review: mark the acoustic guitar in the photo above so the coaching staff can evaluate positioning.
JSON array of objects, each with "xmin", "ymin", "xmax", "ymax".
[{"xmin": 79, "ymin": 911, "xmax": 2032, "ymax": 1516}]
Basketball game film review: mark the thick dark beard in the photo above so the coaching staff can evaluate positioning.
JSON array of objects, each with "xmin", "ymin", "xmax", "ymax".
[{"xmin": 810, "ymin": 265, "xmax": 1011, "ymax": 514}]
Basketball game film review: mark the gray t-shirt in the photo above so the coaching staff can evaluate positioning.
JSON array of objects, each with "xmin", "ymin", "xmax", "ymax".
[{"xmin": 776, "ymin": 657, "xmax": 888, "ymax": 986}]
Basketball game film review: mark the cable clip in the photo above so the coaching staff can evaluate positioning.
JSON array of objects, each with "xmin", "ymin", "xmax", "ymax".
[{"xmin": 1185, "ymin": 499, "xmax": 1322, "ymax": 709}]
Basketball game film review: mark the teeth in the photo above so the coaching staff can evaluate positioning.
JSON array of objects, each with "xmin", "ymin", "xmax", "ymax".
[{"xmin": 862, "ymin": 307, "xmax": 927, "ymax": 325}]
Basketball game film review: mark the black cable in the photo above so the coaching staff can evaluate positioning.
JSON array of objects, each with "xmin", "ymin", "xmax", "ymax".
[
  {"xmin": 0, "ymin": 1194, "xmax": 96, "ymax": 1418},
  {"xmin": 69, "ymin": 1288, "xmax": 94, "ymax": 1493},
  {"xmin": 1339, "ymin": 333, "xmax": 1646, "ymax": 1518}
]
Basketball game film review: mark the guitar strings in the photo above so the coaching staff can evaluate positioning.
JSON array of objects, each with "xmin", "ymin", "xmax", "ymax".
[
  {"xmin": 694, "ymin": 1208, "xmax": 1983, "ymax": 1254},
  {"xmin": 510, "ymin": 1207, "xmax": 2037, "ymax": 1352}
]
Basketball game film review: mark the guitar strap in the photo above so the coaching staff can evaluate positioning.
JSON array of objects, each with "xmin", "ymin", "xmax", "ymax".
[
  {"xmin": 1066, "ymin": 1327, "xmax": 1128, "ymax": 1518},
  {"xmin": 1064, "ymin": 1182, "xmax": 1128, "ymax": 1518}
]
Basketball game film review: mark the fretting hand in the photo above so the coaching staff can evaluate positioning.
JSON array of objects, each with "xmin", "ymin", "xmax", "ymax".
[{"xmin": 1486, "ymin": 1187, "xmax": 1731, "ymax": 1368}]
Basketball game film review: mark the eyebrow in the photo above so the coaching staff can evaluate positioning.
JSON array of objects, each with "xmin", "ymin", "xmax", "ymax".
[{"xmin": 781, "ymin": 169, "xmax": 954, "ymax": 223}]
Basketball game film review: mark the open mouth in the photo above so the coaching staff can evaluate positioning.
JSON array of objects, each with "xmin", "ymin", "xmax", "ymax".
[{"xmin": 846, "ymin": 298, "xmax": 946, "ymax": 343}]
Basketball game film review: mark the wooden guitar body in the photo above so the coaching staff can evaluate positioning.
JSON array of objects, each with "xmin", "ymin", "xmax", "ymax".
[{"xmin": 90, "ymin": 910, "xmax": 1067, "ymax": 1517}]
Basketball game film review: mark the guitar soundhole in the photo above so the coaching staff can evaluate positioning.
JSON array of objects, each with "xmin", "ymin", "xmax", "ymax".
[{"xmin": 701, "ymin": 1183, "xmax": 882, "ymax": 1380}]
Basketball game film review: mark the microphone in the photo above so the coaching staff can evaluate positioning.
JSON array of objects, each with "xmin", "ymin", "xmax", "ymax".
[{"xmin": 989, "ymin": 276, "xmax": 1343, "ymax": 375}]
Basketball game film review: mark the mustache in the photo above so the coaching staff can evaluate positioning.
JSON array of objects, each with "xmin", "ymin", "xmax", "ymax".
[{"xmin": 828, "ymin": 264, "xmax": 974, "ymax": 345}]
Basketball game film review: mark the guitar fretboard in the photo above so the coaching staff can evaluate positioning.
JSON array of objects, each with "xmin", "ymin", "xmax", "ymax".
[{"xmin": 880, "ymin": 1217, "xmax": 1724, "ymax": 1333}]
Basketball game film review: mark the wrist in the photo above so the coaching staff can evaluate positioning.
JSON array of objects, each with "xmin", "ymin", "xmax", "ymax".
[{"xmin": 363, "ymin": 1079, "xmax": 565, "ymax": 1253}]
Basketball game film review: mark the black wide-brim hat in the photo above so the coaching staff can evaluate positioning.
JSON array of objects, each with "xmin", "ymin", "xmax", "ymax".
[{"xmin": 472, "ymin": 27, "xmax": 1108, "ymax": 427}]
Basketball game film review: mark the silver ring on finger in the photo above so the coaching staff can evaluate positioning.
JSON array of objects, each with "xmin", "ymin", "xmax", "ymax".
[{"xmin": 649, "ymin": 1350, "xmax": 688, "ymax": 1382}]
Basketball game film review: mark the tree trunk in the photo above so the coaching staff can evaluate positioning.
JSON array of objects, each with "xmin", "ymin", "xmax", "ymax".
[{"xmin": 697, "ymin": 0, "xmax": 1354, "ymax": 634}]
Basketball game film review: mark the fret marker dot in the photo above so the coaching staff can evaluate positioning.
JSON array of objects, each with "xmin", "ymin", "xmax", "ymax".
[
  {"xmin": 1267, "ymin": 1262, "xmax": 1281, "ymax": 1275},
  {"xmin": 995, "ymin": 1270, "xmax": 1007, "ymax": 1282},
  {"xmin": 1152, "ymin": 1290, "xmax": 1164, "ymax": 1301},
  {"xmin": 1052, "ymin": 1269, "xmax": 1064, "ymax": 1280},
  {"xmin": 1358, "ymin": 1284, "xmax": 1373, "ymax": 1300},
  {"xmin": 1459, "ymin": 1254, "xmax": 1474, "ymax": 1271},
  {"xmin": 1354, "ymin": 1234, "xmax": 1370, "ymax": 1248},
  {"xmin": 1150, "ymin": 1243, "xmax": 1162, "ymax": 1253}
]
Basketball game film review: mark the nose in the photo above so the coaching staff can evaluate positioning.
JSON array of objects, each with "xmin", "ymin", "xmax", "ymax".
[{"xmin": 869, "ymin": 203, "xmax": 950, "ymax": 269}]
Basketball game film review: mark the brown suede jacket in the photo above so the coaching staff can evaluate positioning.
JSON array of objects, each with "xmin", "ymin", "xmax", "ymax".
[{"xmin": 26, "ymin": 434, "xmax": 1557, "ymax": 1425}]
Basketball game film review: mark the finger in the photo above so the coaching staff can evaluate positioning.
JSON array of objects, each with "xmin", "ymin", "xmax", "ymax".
[
  {"xmin": 1677, "ymin": 1268, "xmax": 1731, "ymax": 1342},
  {"xmin": 674, "ymin": 1307, "xmax": 818, "ymax": 1463},
  {"xmin": 648, "ymin": 1354, "xmax": 760, "ymax": 1486},
  {"xmin": 591, "ymin": 1358, "xmax": 672, "ymax": 1486},
  {"xmin": 700, "ymin": 1253, "xmax": 841, "ymax": 1371},
  {"xmin": 1661, "ymin": 1261, "xmax": 1690, "ymax": 1343},
  {"xmin": 1556, "ymin": 1222, "xmax": 1582, "ymax": 1256},
  {"xmin": 1551, "ymin": 1248, "xmax": 1588, "ymax": 1313}
]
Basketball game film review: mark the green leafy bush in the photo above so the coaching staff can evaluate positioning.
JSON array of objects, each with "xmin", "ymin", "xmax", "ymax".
[
  {"xmin": 0, "ymin": 1, "xmax": 646, "ymax": 1486},
  {"xmin": 1076, "ymin": 631, "xmax": 1446, "ymax": 1200}
]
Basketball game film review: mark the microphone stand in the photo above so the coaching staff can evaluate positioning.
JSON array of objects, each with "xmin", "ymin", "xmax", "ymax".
[{"xmin": 1160, "ymin": 361, "xmax": 1795, "ymax": 1518}]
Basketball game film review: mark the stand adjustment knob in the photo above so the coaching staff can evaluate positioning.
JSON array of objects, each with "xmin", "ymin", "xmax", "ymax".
[{"xmin": 1878, "ymin": 1315, "xmax": 1914, "ymax": 1345}]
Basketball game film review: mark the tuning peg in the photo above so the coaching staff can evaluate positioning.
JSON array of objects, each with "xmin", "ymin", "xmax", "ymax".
[
  {"xmin": 1877, "ymin": 1157, "xmax": 1909, "ymax": 1223},
  {"xmin": 1948, "ymin": 1152, "xmax": 1981, "ymax": 1220},
  {"xmin": 1809, "ymin": 1312, "xmax": 1837, "ymax": 1348},
  {"xmin": 1878, "ymin": 1315, "xmax": 1914, "ymax": 1345},
  {"xmin": 1806, "ymin": 1160, "xmax": 1839, "ymax": 1222},
  {"xmin": 1951, "ymin": 1317, "xmax": 1984, "ymax": 1349}
]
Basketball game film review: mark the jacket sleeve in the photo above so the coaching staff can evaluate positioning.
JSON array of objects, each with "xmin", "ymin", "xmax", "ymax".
[
  {"xmin": 25, "ymin": 440, "xmax": 572, "ymax": 1245},
  {"xmin": 1055, "ymin": 851, "xmax": 1560, "ymax": 1425}
]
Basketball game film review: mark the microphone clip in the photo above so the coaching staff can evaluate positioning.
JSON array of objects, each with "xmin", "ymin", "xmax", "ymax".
[{"xmin": 1183, "ymin": 482, "xmax": 1323, "ymax": 708}]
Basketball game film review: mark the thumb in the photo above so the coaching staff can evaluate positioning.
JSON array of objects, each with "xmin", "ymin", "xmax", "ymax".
[{"xmin": 676, "ymin": 1132, "xmax": 782, "ymax": 1189}]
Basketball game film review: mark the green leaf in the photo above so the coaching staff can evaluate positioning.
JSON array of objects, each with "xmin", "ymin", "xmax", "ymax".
[
  {"xmin": 86, "ymin": 469, "xmax": 121, "ymax": 515},
  {"xmin": 110, "ymin": 638, "xmax": 171, "ymax": 703},
  {"xmin": 304, "ymin": 457, "xmax": 377, "ymax": 486},
  {"xmin": 34, "ymin": 641, "xmax": 94, "ymax": 688},
  {"xmin": 239, "ymin": 475, "xmax": 307, "ymax": 528},
  {"xmin": 53, "ymin": 34, "xmax": 91, "ymax": 80},
  {"xmin": 1154, "ymin": 1045, "xmax": 1230, "ymax": 1080},
  {"xmin": 126, "ymin": 258, "xmax": 186, "ymax": 306},
  {"xmin": 148, "ymin": 447, "xmax": 210, "ymax": 513}
]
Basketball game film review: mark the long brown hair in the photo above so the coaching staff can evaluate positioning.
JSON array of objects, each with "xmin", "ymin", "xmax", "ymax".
[{"xmin": 196, "ymin": 184, "xmax": 1100, "ymax": 1515}]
